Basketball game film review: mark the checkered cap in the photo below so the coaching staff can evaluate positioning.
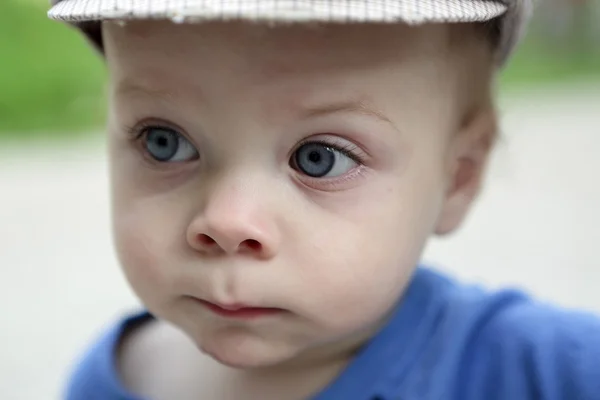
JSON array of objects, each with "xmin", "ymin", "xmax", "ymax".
[{"xmin": 48, "ymin": 0, "xmax": 533, "ymax": 65}]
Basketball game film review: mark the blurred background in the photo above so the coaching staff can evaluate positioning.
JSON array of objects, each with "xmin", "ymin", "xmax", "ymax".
[{"xmin": 1, "ymin": 0, "xmax": 599, "ymax": 399}]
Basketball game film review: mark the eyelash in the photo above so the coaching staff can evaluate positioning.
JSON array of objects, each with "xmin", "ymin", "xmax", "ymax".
[
  {"xmin": 126, "ymin": 121, "xmax": 168, "ymax": 141},
  {"xmin": 293, "ymin": 138, "xmax": 368, "ymax": 166}
]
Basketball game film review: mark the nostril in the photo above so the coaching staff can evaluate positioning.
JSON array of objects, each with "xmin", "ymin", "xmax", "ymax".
[
  {"xmin": 198, "ymin": 234, "xmax": 216, "ymax": 246},
  {"xmin": 243, "ymin": 239, "xmax": 262, "ymax": 251}
]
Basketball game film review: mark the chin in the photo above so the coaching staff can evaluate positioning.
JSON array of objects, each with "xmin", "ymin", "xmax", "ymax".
[
  {"xmin": 197, "ymin": 332, "xmax": 297, "ymax": 370},
  {"xmin": 206, "ymin": 349, "xmax": 269, "ymax": 369}
]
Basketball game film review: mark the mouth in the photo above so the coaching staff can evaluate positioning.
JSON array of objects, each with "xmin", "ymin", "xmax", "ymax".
[{"xmin": 194, "ymin": 299, "xmax": 285, "ymax": 319}]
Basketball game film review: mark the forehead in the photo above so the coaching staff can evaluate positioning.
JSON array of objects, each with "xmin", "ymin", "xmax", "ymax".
[
  {"xmin": 102, "ymin": 20, "xmax": 474, "ymax": 132},
  {"xmin": 103, "ymin": 20, "xmax": 455, "ymax": 79}
]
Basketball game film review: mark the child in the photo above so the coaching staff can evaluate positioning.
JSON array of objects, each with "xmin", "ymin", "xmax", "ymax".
[{"xmin": 47, "ymin": 1, "xmax": 600, "ymax": 399}]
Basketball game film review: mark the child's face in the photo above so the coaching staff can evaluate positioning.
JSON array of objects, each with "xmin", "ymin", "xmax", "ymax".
[{"xmin": 104, "ymin": 20, "xmax": 491, "ymax": 368}]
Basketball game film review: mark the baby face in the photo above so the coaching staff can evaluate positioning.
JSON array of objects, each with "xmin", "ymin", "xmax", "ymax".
[{"xmin": 104, "ymin": 20, "xmax": 492, "ymax": 368}]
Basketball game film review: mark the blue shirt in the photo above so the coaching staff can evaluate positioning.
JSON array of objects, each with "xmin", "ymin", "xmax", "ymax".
[{"xmin": 65, "ymin": 267, "xmax": 600, "ymax": 399}]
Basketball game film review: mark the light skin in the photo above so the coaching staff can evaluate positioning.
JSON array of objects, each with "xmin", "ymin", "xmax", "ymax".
[{"xmin": 103, "ymin": 20, "xmax": 496, "ymax": 399}]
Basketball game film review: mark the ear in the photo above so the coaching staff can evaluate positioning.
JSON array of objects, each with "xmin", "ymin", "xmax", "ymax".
[{"xmin": 434, "ymin": 107, "xmax": 497, "ymax": 236}]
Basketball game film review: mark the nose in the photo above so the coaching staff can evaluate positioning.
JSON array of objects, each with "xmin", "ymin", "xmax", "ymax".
[{"xmin": 186, "ymin": 182, "xmax": 280, "ymax": 259}]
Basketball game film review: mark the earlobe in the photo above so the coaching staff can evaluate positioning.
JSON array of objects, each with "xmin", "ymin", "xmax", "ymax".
[{"xmin": 434, "ymin": 107, "xmax": 497, "ymax": 236}]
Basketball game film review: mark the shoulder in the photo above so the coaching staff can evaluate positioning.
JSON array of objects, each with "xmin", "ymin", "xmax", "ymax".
[
  {"xmin": 455, "ymin": 282, "xmax": 600, "ymax": 369},
  {"xmin": 469, "ymin": 291, "xmax": 600, "ymax": 378},
  {"xmin": 64, "ymin": 311, "xmax": 153, "ymax": 400},
  {"xmin": 423, "ymin": 272, "xmax": 600, "ymax": 399}
]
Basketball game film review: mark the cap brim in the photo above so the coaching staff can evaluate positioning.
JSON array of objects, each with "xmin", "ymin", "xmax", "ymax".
[{"xmin": 48, "ymin": 0, "xmax": 507, "ymax": 24}]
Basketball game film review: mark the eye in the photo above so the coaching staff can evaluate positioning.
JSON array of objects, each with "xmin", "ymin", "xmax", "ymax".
[
  {"xmin": 291, "ymin": 142, "xmax": 358, "ymax": 178},
  {"xmin": 142, "ymin": 126, "xmax": 199, "ymax": 162}
]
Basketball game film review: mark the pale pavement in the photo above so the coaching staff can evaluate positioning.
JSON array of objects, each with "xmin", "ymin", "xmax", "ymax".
[{"xmin": 1, "ymin": 84, "xmax": 599, "ymax": 400}]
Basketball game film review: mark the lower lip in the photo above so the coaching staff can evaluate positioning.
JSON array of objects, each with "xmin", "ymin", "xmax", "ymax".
[{"xmin": 198, "ymin": 300, "xmax": 284, "ymax": 319}]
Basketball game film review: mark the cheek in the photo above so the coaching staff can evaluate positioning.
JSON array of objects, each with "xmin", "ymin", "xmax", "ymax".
[
  {"xmin": 112, "ymin": 208, "xmax": 168, "ymax": 304},
  {"xmin": 109, "ymin": 135, "xmax": 180, "ymax": 300},
  {"xmin": 110, "ymin": 179, "xmax": 185, "ymax": 309},
  {"xmin": 292, "ymin": 178, "xmax": 442, "ymax": 334}
]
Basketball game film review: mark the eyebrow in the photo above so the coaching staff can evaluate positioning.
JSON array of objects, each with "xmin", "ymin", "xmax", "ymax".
[
  {"xmin": 302, "ymin": 100, "xmax": 398, "ymax": 130},
  {"xmin": 114, "ymin": 79, "xmax": 210, "ymax": 107},
  {"xmin": 114, "ymin": 81, "xmax": 176, "ymax": 101},
  {"xmin": 115, "ymin": 82, "xmax": 397, "ymax": 130}
]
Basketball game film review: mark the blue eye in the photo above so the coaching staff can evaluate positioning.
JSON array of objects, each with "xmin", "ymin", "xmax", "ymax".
[
  {"xmin": 143, "ymin": 127, "xmax": 199, "ymax": 162},
  {"xmin": 293, "ymin": 142, "xmax": 357, "ymax": 178}
]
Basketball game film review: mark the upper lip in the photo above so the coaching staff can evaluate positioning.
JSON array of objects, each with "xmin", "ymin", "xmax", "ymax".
[
  {"xmin": 211, "ymin": 302, "xmax": 256, "ymax": 311},
  {"xmin": 191, "ymin": 297, "xmax": 267, "ymax": 310}
]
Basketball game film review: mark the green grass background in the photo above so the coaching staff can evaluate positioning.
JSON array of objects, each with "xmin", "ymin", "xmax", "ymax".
[
  {"xmin": 1, "ymin": 0, "xmax": 599, "ymax": 140},
  {"xmin": 0, "ymin": 0, "xmax": 106, "ymax": 139}
]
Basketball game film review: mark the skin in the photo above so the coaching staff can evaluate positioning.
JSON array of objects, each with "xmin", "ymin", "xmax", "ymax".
[{"xmin": 103, "ymin": 20, "xmax": 496, "ymax": 399}]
